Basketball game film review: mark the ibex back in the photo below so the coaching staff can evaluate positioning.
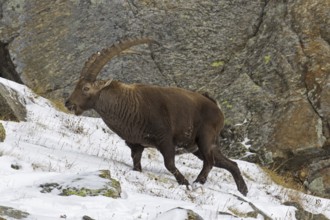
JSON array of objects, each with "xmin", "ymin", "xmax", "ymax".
[{"xmin": 65, "ymin": 38, "xmax": 248, "ymax": 196}]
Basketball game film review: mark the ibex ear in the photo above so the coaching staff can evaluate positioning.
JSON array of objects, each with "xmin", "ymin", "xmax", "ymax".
[
  {"xmin": 102, "ymin": 79, "xmax": 113, "ymax": 89},
  {"xmin": 89, "ymin": 79, "xmax": 113, "ymax": 94}
]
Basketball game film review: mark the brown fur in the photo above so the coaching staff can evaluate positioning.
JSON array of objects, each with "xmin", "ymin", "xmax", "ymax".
[{"xmin": 65, "ymin": 38, "xmax": 248, "ymax": 196}]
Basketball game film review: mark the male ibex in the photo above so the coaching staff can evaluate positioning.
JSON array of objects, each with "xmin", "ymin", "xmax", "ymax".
[{"xmin": 65, "ymin": 38, "xmax": 248, "ymax": 196}]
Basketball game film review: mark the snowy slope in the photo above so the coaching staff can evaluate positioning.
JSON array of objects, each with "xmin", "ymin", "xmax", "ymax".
[{"xmin": 0, "ymin": 77, "xmax": 329, "ymax": 220}]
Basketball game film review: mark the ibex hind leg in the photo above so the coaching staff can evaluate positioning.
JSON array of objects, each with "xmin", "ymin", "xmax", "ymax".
[
  {"xmin": 126, "ymin": 142, "xmax": 145, "ymax": 172},
  {"xmin": 213, "ymin": 149, "xmax": 248, "ymax": 196},
  {"xmin": 193, "ymin": 148, "xmax": 248, "ymax": 196},
  {"xmin": 193, "ymin": 133, "xmax": 215, "ymax": 184}
]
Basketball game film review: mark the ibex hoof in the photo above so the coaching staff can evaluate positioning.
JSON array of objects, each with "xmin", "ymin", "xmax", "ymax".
[
  {"xmin": 238, "ymin": 183, "xmax": 248, "ymax": 196},
  {"xmin": 133, "ymin": 167, "xmax": 142, "ymax": 172},
  {"xmin": 194, "ymin": 177, "xmax": 207, "ymax": 184},
  {"xmin": 178, "ymin": 179, "xmax": 190, "ymax": 187}
]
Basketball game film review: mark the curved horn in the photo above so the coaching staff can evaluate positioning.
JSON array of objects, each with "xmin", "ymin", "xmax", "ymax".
[{"xmin": 80, "ymin": 37, "xmax": 155, "ymax": 81}]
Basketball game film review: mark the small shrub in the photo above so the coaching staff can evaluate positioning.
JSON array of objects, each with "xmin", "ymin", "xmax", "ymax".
[{"xmin": 63, "ymin": 118, "xmax": 85, "ymax": 134}]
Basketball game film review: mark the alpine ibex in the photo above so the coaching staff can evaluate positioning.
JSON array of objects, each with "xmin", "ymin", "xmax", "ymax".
[{"xmin": 65, "ymin": 38, "xmax": 248, "ymax": 196}]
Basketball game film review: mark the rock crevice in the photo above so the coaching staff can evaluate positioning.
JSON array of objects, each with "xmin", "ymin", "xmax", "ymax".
[{"xmin": 0, "ymin": 41, "xmax": 22, "ymax": 84}]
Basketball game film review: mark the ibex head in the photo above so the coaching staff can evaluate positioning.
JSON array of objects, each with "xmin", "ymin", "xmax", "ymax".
[{"xmin": 65, "ymin": 38, "xmax": 154, "ymax": 115}]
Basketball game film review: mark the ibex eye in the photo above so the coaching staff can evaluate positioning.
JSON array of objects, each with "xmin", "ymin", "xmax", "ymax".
[{"xmin": 83, "ymin": 87, "xmax": 90, "ymax": 92}]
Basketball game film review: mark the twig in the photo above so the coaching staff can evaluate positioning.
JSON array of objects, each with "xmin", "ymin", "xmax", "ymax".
[{"xmin": 229, "ymin": 193, "xmax": 274, "ymax": 220}]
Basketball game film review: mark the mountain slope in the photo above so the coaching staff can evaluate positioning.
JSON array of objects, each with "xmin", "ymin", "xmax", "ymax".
[{"xmin": 0, "ymin": 77, "xmax": 329, "ymax": 220}]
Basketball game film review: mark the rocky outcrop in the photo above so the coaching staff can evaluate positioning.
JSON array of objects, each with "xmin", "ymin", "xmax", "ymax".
[
  {"xmin": 0, "ymin": 81, "xmax": 26, "ymax": 121},
  {"xmin": 156, "ymin": 207, "xmax": 203, "ymax": 220},
  {"xmin": 284, "ymin": 202, "xmax": 329, "ymax": 220},
  {"xmin": 0, "ymin": 206, "xmax": 29, "ymax": 219},
  {"xmin": 1, "ymin": 0, "xmax": 329, "ymax": 197},
  {"xmin": 39, "ymin": 170, "xmax": 121, "ymax": 198},
  {"xmin": 0, "ymin": 123, "xmax": 5, "ymax": 142},
  {"xmin": 225, "ymin": 0, "xmax": 330, "ymax": 198}
]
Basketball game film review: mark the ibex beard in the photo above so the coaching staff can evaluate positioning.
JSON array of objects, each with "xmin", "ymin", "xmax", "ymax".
[{"xmin": 65, "ymin": 37, "xmax": 248, "ymax": 196}]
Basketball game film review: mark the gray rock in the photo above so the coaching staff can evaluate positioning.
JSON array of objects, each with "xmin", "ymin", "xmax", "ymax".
[
  {"xmin": 1, "ymin": 0, "xmax": 262, "ymax": 100},
  {"xmin": 82, "ymin": 216, "xmax": 95, "ymax": 220},
  {"xmin": 10, "ymin": 163, "xmax": 22, "ymax": 170},
  {"xmin": 39, "ymin": 170, "xmax": 121, "ymax": 198},
  {"xmin": 0, "ymin": 205, "xmax": 29, "ymax": 219},
  {"xmin": 0, "ymin": 81, "xmax": 26, "ymax": 121},
  {"xmin": 156, "ymin": 207, "xmax": 203, "ymax": 220},
  {"xmin": 303, "ymin": 158, "xmax": 330, "ymax": 198},
  {"xmin": 214, "ymin": 0, "xmax": 330, "ymax": 197},
  {"xmin": 308, "ymin": 177, "xmax": 325, "ymax": 195},
  {"xmin": 284, "ymin": 202, "xmax": 328, "ymax": 220},
  {"xmin": 0, "ymin": 123, "xmax": 5, "ymax": 142}
]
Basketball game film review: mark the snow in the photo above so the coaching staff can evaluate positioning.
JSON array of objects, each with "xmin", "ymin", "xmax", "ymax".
[
  {"xmin": 1, "ymin": 77, "xmax": 330, "ymax": 220},
  {"xmin": 241, "ymin": 137, "xmax": 251, "ymax": 150},
  {"xmin": 155, "ymin": 208, "xmax": 189, "ymax": 220}
]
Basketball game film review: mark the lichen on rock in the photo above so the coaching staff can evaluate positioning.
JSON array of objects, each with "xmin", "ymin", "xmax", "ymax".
[{"xmin": 39, "ymin": 170, "xmax": 121, "ymax": 198}]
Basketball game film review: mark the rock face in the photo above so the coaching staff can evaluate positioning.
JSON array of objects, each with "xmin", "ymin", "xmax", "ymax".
[{"xmin": 0, "ymin": 0, "xmax": 329, "ymax": 197}]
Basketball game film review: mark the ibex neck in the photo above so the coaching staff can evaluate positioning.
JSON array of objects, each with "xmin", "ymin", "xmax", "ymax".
[
  {"xmin": 94, "ymin": 81, "xmax": 143, "ymax": 140},
  {"xmin": 94, "ymin": 81, "xmax": 134, "ymax": 114}
]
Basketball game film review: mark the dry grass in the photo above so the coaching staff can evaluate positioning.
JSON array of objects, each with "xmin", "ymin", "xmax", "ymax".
[
  {"xmin": 261, "ymin": 166, "xmax": 305, "ymax": 192},
  {"xmin": 49, "ymin": 98, "xmax": 69, "ymax": 113},
  {"xmin": 63, "ymin": 118, "xmax": 85, "ymax": 135},
  {"xmin": 31, "ymin": 85, "xmax": 68, "ymax": 113}
]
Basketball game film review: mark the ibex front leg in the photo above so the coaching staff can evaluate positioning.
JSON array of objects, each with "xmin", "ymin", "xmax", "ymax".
[
  {"xmin": 126, "ymin": 142, "xmax": 145, "ymax": 172},
  {"xmin": 159, "ymin": 141, "xmax": 189, "ymax": 186}
]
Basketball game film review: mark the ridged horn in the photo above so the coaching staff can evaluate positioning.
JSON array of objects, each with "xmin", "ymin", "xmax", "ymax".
[{"xmin": 80, "ymin": 37, "xmax": 155, "ymax": 81}]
